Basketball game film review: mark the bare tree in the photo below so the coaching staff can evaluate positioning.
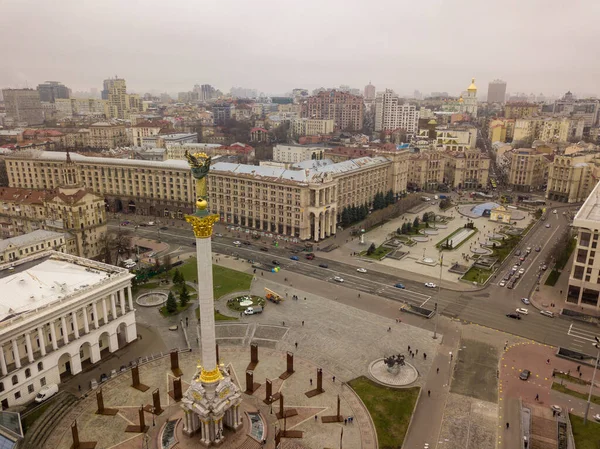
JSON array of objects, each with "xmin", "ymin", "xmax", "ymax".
[{"xmin": 98, "ymin": 228, "xmax": 133, "ymax": 265}]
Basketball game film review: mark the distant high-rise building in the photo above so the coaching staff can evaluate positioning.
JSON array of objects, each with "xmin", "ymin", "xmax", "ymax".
[
  {"xmin": 374, "ymin": 89, "xmax": 419, "ymax": 133},
  {"xmin": 37, "ymin": 81, "xmax": 70, "ymax": 102},
  {"xmin": 487, "ymin": 79, "xmax": 507, "ymax": 104},
  {"xmin": 300, "ymin": 90, "xmax": 364, "ymax": 131},
  {"xmin": 102, "ymin": 77, "xmax": 141, "ymax": 119},
  {"xmin": 364, "ymin": 82, "xmax": 376, "ymax": 100},
  {"xmin": 2, "ymin": 88, "xmax": 44, "ymax": 125}
]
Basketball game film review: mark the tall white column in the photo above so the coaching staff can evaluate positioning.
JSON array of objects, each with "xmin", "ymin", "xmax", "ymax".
[
  {"xmin": 11, "ymin": 339, "xmax": 21, "ymax": 369},
  {"xmin": 102, "ymin": 298, "xmax": 108, "ymax": 324},
  {"xmin": 82, "ymin": 307, "xmax": 89, "ymax": 333},
  {"xmin": 0, "ymin": 345, "xmax": 7, "ymax": 375},
  {"xmin": 127, "ymin": 286, "xmax": 134, "ymax": 311},
  {"xmin": 196, "ymin": 237, "xmax": 218, "ymax": 374},
  {"xmin": 92, "ymin": 302, "xmax": 99, "ymax": 329},
  {"xmin": 72, "ymin": 312, "xmax": 80, "ymax": 339},
  {"xmin": 37, "ymin": 326, "xmax": 46, "ymax": 356},
  {"xmin": 24, "ymin": 333, "xmax": 34, "ymax": 363},
  {"xmin": 110, "ymin": 294, "xmax": 117, "ymax": 319},
  {"xmin": 119, "ymin": 289, "xmax": 126, "ymax": 316},
  {"xmin": 60, "ymin": 316, "xmax": 69, "ymax": 344},
  {"xmin": 50, "ymin": 320, "xmax": 58, "ymax": 350}
]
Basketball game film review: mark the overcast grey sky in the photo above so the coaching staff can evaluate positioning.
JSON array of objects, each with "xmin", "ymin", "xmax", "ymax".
[{"xmin": 1, "ymin": 0, "xmax": 599, "ymax": 97}]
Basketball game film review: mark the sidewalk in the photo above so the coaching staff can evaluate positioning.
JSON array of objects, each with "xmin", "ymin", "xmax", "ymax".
[{"xmin": 402, "ymin": 319, "xmax": 462, "ymax": 448}]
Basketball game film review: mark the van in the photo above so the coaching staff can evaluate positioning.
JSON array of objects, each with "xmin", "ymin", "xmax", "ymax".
[
  {"xmin": 35, "ymin": 384, "xmax": 59, "ymax": 403},
  {"xmin": 244, "ymin": 306, "xmax": 263, "ymax": 315},
  {"xmin": 540, "ymin": 310, "xmax": 554, "ymax": 318}
]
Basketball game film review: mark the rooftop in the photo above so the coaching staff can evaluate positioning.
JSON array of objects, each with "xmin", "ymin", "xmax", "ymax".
[
  {"xmin": 574, "ymin": 181, "xmax": 600, "ymax": 229},
  {"xmin": 0, "ymin": 230, "xmax": 65, "ymax": 253},
  {"xmin": 0, "ymin": 252, "xmax": 127, "ymax": 322}
]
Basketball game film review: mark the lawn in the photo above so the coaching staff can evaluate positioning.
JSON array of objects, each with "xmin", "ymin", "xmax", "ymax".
[
  {"xmin": 360, "ymin": 246, "xmax": 392, "ymax": 260},
  {"xmin": 552, "ymin": 382, "xmax": 600, "ymax": 405},
  {"xmin": 570, "ymin": 413, "xmax": 600, "ymax": 449},
  {"xmin": 196, "ymin": 307, "xmax": 239, "ymax": 321},
  {"xmin": 555, "ymin": 371, "xmax": 591, "ymax": 386},
  {"xmin": 227, "ymin": 295, "xmax": 265, "ymax": 312},
  {"xmin": 435, "ymin": 226, "xmax": 477, "ymax": 251},
  {"xmin": 462, "ymin": 267, "xmax": 492, "ymax": 284},
  {"xmin": 164, "ymin": 259, "xmax": 253, "ymax": 299},
  {"xmin": 159, "ymin": 301, "xmax": 192, "ymax": 317},
  {"xmin": 348, "ymin": 376, "xmax": 419, "ymax": 448},
  {"xmin": 21, "ymin": 400, "xmax": 53, "ymax": 433}
]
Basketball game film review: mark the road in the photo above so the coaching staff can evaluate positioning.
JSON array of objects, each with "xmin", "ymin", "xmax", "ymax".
[{"xmin": 110, "ymin": 208, "xmax": 598, "ymax": 351}]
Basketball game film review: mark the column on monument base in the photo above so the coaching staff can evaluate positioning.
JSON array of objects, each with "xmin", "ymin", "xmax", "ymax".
[{"xmin": 201, "ymin": 420, "xmax": 210, "ymax": 445}]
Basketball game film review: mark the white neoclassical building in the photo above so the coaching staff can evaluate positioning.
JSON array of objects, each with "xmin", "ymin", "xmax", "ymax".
[{"xmin": 0, "ymin": 251, "xmax": 137, "ymax": 408}]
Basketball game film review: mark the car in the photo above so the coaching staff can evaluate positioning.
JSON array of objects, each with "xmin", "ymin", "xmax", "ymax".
[
  {"xmin": 215, "ymin": 233, "xmax": 223, "ymax": 237},
  {"xmin": 147, "ymin": 221, "xmax": 155, "ymax": 226},
  {"xmin": 516, "ymin": 308, "xmax": 529, "ymax": 315},
  {"xmin": 552, "ymin": 209, "xmax": 557, "ymax": 214},
  {"xmin": 233, "ymin": 241, "xmax": 241, "ymax": 246},
  {"xmin": 333, "ymin": 276, "xmax": 344, "ymax": 283},
  {"xmin": 244, "ymin": 306, "xmax": 263, "ymax": 315},
  {"xmin": 138, "ymin": 223, "xmax": 148, "ymax": 227},
  {"xmin": 260, "ymin": 247, "xmax": 269, "ymax": 252},
  {"xmin": 395, "ymin": 283, "xmax": 406, "ymax": 289},
  {"xmin": 518, "ymin": 268, "xmax": 525, "ymax": 275},
  {"xmin": 290, "ymin": 256, "xmax": 299, "ymax": 261},
  {"xmin": 242, "ymin": 241, "xmax": 252, "ymax": 246},
  {"xmin": 160, "ymin": 226, "xmax": 168, "ymax": 231},
  {"xmin": 526, "ymin": 247, "xmax": 532, "ymax": 253},
  {"xmin": 424, "ymin": 282, "xmax": 436, "ymax": 288},
  {"xmin": 511, "ymin": 265, "xmax": 518, "ymax": 271},
  {"xmin": 550, "ymin": 405, "xmax": 562, "ymax": 413},
  {"xmin": 318, "ymin": 263, "xmax": 329, "ymax": 268},
  {"xmin": 540, "ymin": 310, "xmax": 555, "ymax": 318},
  {"xmin": 272, "ymin": 260, "xmax": 280, "ymax": 265},
  {"xmin": 545, "ymin": 223, "xmax": 551, "ymax": 228},
  {"xmin": 521, "ymin": 297, "xmax": 530, "ymax": 305},
  {"xmin": 593, "ymin": 413, "xmax": 600, "ymax": 422},
  {"xmin": 515, "ymin": 250, "xmax": 521, "ymax": 256},
  {"xmin": 541, "ymin": 264, "xmax": 547, "ymax": 270},
  {"xmin": 100, "ymin": 373, "xmax": 109, "ymax": 383},
  {"xmin": 535, "ymin": 246, "xmax": 541, "ymax": 252},
  {"xmin": 305, "ymin": 254, "xmax": 315, "ymax": 260},
  {"xmin": 357, "ymin": 268, "xmax": 367, "ymax": 273},
  {"xmin": 519, "ymin": 256, "xmax": 525, "ymax": 261},
  {"xmin": 120, "ymin": 221, "xmax": 129, "ymax": 226},
  {"xmin": 519, "ymin": 369, "xmax": 531, "ymax": 380},
  {"xmin": 499, "ymin": 280, "xmax": 506, "ymax": 287},
  {"xmin": 35, "ymin": 384, "xmax": 59, "ymax": 403},
  {"xmin": 506, "ymin": 313, "xmax": 521, "ymax": 320}
]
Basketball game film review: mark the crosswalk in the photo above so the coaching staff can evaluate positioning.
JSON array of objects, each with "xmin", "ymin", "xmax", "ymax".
[{"xmin": 567, "ymin": 324, "xmax": 600, "ymax": 351}]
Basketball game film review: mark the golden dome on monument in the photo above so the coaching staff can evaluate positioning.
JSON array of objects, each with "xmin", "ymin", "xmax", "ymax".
[
  {"xmin": 458, "ymin": 95, "xmax": 464, "ymax": 103},
  {"xmin": 467, "ymin": 78, "xmax": 477, "ymax": 92}
]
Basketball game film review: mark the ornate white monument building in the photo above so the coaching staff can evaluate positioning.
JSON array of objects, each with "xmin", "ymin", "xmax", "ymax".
[
  {"xmin": 181, "ymin": 152, "xmax": 242, "ymax": 445},
  {"xmin": 0, "ymin": 251, "xmax": 137, "ymax": 408}
]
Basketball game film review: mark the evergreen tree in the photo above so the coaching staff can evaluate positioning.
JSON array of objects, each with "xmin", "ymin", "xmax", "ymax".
[
  {"xmin": 413, "ymin": 217, "xmax": 420, "ymax": 228},
  {"xmin": 367, "ymin": 243, "xmax": 376, "ymax": 255},
  {"xmin": 166, "ymin": 291, "xmax": 177, "ymax": 314},
  {"xmin": 422, "ymin": 212, "xmax": 429, "ymax": 223},
  {"xmin": 179, "ymin": 283, "xmax": 190, "ymax": 307},
  {"xmin": 341, "ymin": 207, "xmax": 350, "ymax": 226},
  {"xmin": 172, "ymin": 269, "xmax": 182, "ymax": 285},
  {"xmin": 400, "ymin": 223, "xmax": 407, "ymax": 234},
  {"xmin": 406, "ymin": 222, "xmax": 413, "ymax": 233},
  {"xmin": 385, "ymin": 189, "xmax": 395, "ymax": 206}
]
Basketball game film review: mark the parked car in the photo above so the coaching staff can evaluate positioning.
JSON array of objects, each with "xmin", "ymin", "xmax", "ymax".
[
  {"xmin": 424, "ymin": 282, "xmax": 436, "ymax": 288},
  {"xmin": 233, "ymin": 241, "xmax": 241, "ymax": 246},
  {"xmin": 100, "ymin": 373, "xmax": 109, "ymax": 383},
  {"xmin": 242, "ymin": 241, "xmax": 252, "ymax": 246},
  {"xmin": 526, "ymin": 247, "xmax": 532, "ymax": 254},
  {"xmin": 395, "ymin": 283, "xmax": 406, "ymax": 289},
  {"xmin": 357, "ymin": 268, "xmax": 367, "ymax": 273},
  {"xmin": 147, "ymin": 221, "xmax": 155, "ymax": 226},
  {"xmin": 516, "ymin": 308, "xmax": 529, "ymax": 315},
  {"xmin": 550, "ymin": 405, "xmax": 562, "ymax": 413},
  {"xmin": 305, "ymin": 253, "xmax": 315, "ymax": 260},
  {"xmin": 519, "ymin": 369, "xmax": 531, "ymax": 380},
  {"xmin": 244, "ymin": 306, "xmax": 263, "ymax": 315},
  {"xmin": 518, "ymin": 268, "xmax": 525, "ymax": 275},
  {"xmin": 515, "ymin": 250, "xmax": 521, "ymax": 256},
  {"xmin": 290, "ymin": 256, "xmax": 299, "ymax": 261},
  {"xmin": 260, "ymin": 247, "xmax": 269, "ymax": 252},
  {"xmin": 318, "ymin": 263, "xmax": 329, "ymax": 268},
  {"xmin": 552, "ymin": 209, "xmax": 557, "ymax": 214},
  {"xmin": 272, "ymin": 260, "xmax": 280, "ymax": 265},
  {"xmin": 535, "ymin": 246, "xmax": 541, "ymax": 252},
  {"xmin": 333, "ymin": 276, "xmax": 344, "ymax": 283},
  {"xmin": 521, "ymin": 298, "xmax": 530, "ymax": 305},
  {"xmin": 499, "ymin": 280, "xmax": 506, "ymax": 287},
  {"xmin": 506, "ymin": 313, "xmax": 521, "ymax": 320},
  {"xmin": 35, "ymin": 384, "xmax": 59, "ymax": 403},
  {"xmin": 540, "ymin": 310, "xmax": 555, "ymax": 318},
  {"xmin": 160, "ymin": 226, "xmax": 168, "ymax": 231},
  {"xmin": 545, "ymin": 224, "xmax": 551, "ymax": 228},
  {"xmin": 541, "ymin": 264, "xmax": 547, "ymax": 270},
  {"xmin": 593, "ymin": 413, "xmax": 600, "ymax": 422},
  {"xmin": 215, "ymin": 233, "xmax": 223, "ymax": 237}
]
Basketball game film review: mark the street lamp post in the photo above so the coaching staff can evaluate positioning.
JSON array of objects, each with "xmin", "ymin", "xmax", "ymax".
[{"xmin": 583, "ymin": 336, "xmax": 600, "ymax": 425}]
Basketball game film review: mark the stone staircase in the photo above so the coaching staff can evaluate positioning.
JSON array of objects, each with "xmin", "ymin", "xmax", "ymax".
[
  {"xmin": 21, "ymin": 391, "xmax": 78, "ymax": 449},
  {"xmin": 237, "ymin": 436, "xmax": 262, "ymax": 449}
]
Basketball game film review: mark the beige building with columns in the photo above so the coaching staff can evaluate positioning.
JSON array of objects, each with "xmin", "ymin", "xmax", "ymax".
[
  {"xmin": 507, "ymin": 148, "xmax": 551, "ymax": 192},
  {"xmin": 0, "ymin": 251, "xmax": 137, "ymax": 408},
  {"xmin": 546, "ymin": 151, "xmax": 600, "ymax": 203}
]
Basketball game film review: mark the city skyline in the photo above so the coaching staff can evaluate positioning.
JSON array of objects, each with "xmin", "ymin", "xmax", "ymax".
[{"xmin": 1, "ymin": 0, "xmax": 599, "ymax": 97}]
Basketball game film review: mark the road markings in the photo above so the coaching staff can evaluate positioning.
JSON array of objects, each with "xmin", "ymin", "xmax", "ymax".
[{"xmin": 568, "ymin": 324, "xmax": 600, "ymax": 343}]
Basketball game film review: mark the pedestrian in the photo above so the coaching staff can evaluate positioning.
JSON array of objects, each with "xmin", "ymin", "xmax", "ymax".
[
  {"xmin": 310, "ymin": 378, "xmax": 313, "ymax": 386},
  {"xmin": 579, "ymin": 372, "xmax": 582, "ymax": 378},
  {"xmin": 546, "ymin": 359, "xmax": 550, "ymax": 365},
  {"xmin": 333, "ymin": 376, "xmax": 336, "ymax": 382},
  {"xmin": 315, "ymin": 415, "xmax": 317, "ymax": 421},
  {"xmin": 415, "ymin": 349, "xmax": 418, "ymax": 355},
  {"xmin": 577, "ymin": 365, "xmax": 581, "ymax": 372},
  {"xmin": 437, "ymin": 367, "xmax": 439, "ymax": 374},
  {"xmin": 78, "ymin": 384, "xmax": 81, "ymax": 392},
  {"xmin": 387, "ymin": 327, "xmax": 391, "ymax": 332},
  {"xmin": 295, "ymin": 342, "xmax": 298, "ymax": 349},
  {"xmin": 535, "ymin": 394, "xmax": 539, "ymax": 401},
  {"xmin": 344, "ymin": 418, "xmax": 347, "ymax": 425},
  {"xmin": 358, "ymin": 293, "xmax": 361, "ymax": 298},
  {"xmin": 424, "ymin": 353, "xmax": 427, "ymax": 360},
  {"xmin": 450, "ymin": 352, "xmax": 453, "ymax": 361},
  {"xmin": 411, "ymin": 352, "xmax": 414, "ymax": 358},
  {"xmin": 408, "ymin": 345, "xmax": 411, "ymax": 351},
  {"xmin": 428, "ymin": 390, "xmax": 431, "ymax": 397},
  {"xmin": 506, "ymin": 422, "xmax": 509, "ymax": 429},
  {"xmin": 302, "ymin": 321, "xmax": 305, "ymax": 326},
  {"xmin": 283, "ymin": 321, "xmax": 285, "ymax": 326},
  {"xmin": 186, "ymin": 317, "xmax": 189, "ymax": 327}
]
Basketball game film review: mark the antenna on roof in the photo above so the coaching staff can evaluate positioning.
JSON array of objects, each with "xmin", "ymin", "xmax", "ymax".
[{"xmin": 65, "ymin": 148, "xmax": 72, "ymax": 164}]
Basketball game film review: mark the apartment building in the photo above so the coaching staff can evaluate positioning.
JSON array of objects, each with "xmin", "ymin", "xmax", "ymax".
[
  {"xmin": 553, "ymin": 94, "xmax": 600, "ymax": 128},
  {"xmin": 513, "ymin": 117, "xmax": 584, "ymax": 143},
  {"xmin": 2, "ymin": 89, "xmax": 44, "ymax": 126},
  {"xmin": 546, "ymin": 151, "xmax": 600, "ymax": 203},
  {"xmin": 507, "ymin": 148, "xmax": 550, "ymax": 192},
  {"xmin": 166, "ymin": 142, "xmax": 254, "ymax": 160},
  {"xmin": 0, "ymin": 251, "xmax": 137, "ymax": 407},
  {"xmin": 487, "ymin": 80, "xmax": 506, "ymax": 104},
  {"xmin": 131, "ymin": 120, "xmax": 170, "ymax": 146},
  {"xmin": 435, "ymin": 126, "xmax": 477, "ymax": 150},
  {"xmin": 143, "ymin": 133, "xmax": 197, "ymax": 148},
  {"xmin": 442, "ymin": 150, "xmax": 490, "ymax": 189},
  {"xmin": 408, "ymin": 151, "xmax": 445, "ymax": 190},
  {"xmin": 0, "ymin": 230, "xmax": 67, "ymax": 263},
  {"xmin": 488, "ymin": 118, "xmax": 515, "ymax": 143},
  {"xmin": 374, "ymin": 90, "xmax": 419, "ymax": 133},
  {"xmin": 504, "ymin": 102, "xmax": 539, "ymax": 119},
  {"xmin": 37, "ymin": 81, "xmax": 70, "ymax": 103},
  {"xmin": 567, "ymin": 182, "xmax": 600, "ymax": 310},
  {"xmin": 273, "ymin": 144, "xmax": 326, "ymax": 163},
  {"xmin": 89, "ymin": 122, "xmax": 129, "ymax": 149},
  {"xmin": 300, "ymin": 90, "xmax": 364, "ymax": 131},
  {"xmin": 290, "ymin": 118, "xmax": 334, "ymax": 137}
]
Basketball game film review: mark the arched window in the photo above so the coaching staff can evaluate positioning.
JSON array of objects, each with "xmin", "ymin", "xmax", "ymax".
[
  {"xmin": 37, "ymin": 362, "xmax": 43, "ymax": 372},
  {"xmin": 11, "ymin": 375, "xmax": 18, "ymax": 386},
  {"xmin": 25, "ymin": 368, "xmax": 31, "ymax": 378}
]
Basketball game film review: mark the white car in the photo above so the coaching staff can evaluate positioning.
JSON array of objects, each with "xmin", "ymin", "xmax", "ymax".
[
  {"xmin": 545, "ymin": 224, "xmax": 551, "ymax": 228},
  {"xmin": 233, "ymin": 241, "xmax": 241, "ymax": 246},
  {"xmin": 333, "ymin": 276, "xmax": 344, "ymax": 283},
  {"xmin": 550, "ymin": 405, "xmax": 562, "ymax": 413},
  {"xmin": 35, "ymin": 384, "xmax": 59, "ymax": 403},
  {"xmin": 593, "ymin": 413, "xmax": 600, "ymax": 422},
  {"xmin": 499, "ymin": 280, "xmax": 506, "ymax": 287},
  {"xmin": 518, "ymin": 268, "xmax": 525, "ymax": 275},
  {"xmin": 516, "ymin": 308, "xmax": 529, "ymax": 315},
  {"xmin": 424, "ymin": 282, "xmax": 436, "ymax": 288},
  {"xmin": 357, "ymin": 268, "xmax": 367, "ymax": 273},
  {"xmin": 511, "ymin": 265, "xmax": 518, "ymax": 271},
  {"xmin": 521, "ymin": 297, "xmax": 530, "ymax": 305},
  {"xmin": 552, "ymin": 209, "xmax": 557, "ymax": 214}
]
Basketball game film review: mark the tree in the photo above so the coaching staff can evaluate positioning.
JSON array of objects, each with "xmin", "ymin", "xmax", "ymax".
[
  {"xmin": 166, "ymin": 291, "xmax": 177, "ymax": 314},
  {"xmin": 406, "ymin": 222, "xmax": 413, "ymax": 233},
  {"xmin": 413, "ymin": 217, "xmax": 420, "ymax": 228},
  {"xmin": 385, "ymin": 190, "xmax": 395, "ymax": 206},
  {"xmin": 173, "ymin": 269, "xmax": 182, "ymax": 285},
  {"xmin": 162, "ymin": 254, "xmax": 172, "ymax": 272},
  {"xmin": 422, "ymin": 212, "xmax": 429, "ymax": 223},
  {"xmin": 367, "ymin": 243, "xmax": 376, "ymax": 255},
  {"xmin": 99, "ymin": 229, "xmax": 132, "ymax": 265},
  {"xmin": 179, "ymin": 283, "xmax": 190, "ymax": 307}
]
